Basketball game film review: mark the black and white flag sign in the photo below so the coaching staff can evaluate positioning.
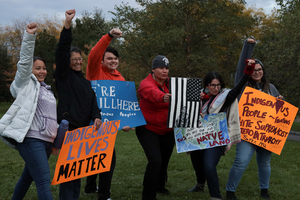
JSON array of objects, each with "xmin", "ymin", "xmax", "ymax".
[{"xmin": 167, "ymin": 77, "xmax": 202, "ymax": 128}]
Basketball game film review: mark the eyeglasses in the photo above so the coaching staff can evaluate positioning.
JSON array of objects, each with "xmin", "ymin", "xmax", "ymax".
[
  {"xmin": 71, "ymin": 58, "xmax": 83, "ymax": 62},
  {"xmin": 209, "ymin": 84, "xmax": 221, "ymax": 88},
  {"xmin": 253, "ymin": 68, "xmax": 263, "ymax": 73}
]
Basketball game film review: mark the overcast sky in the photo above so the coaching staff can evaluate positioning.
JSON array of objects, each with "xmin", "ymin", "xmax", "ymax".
[{"xmin": 0, "ymin": 0, "xmax": 280, "ymax": 26}]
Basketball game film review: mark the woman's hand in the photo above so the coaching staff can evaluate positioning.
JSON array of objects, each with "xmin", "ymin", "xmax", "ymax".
[
  {"xmin": 122, "ymin": 126, "xmax": 135, "ymax": 132},
  {"xmin": 93, "ymin": 118, "xmax": 102, "ymax": 131},
  {"xmin": 65, "ymin": 9, "xmax": 76, "ymax": 29},
  {"xmin": 51, "ymin": 147, "xmax": 60, "ymax": 156},
  {"xmin": 200, "ymin": 113, "xmax": 204, "ymax": 118},
  {"xmin": 276, "ymin": 95, "xmax": 284, "ymax": 100},
  {"xmin": 26, "ymin": 23, "xmax": 37, "ymax": 35},
  {"xmin": 246, "ymin": 59, "xmax": 255, "ymax": 66},
  {"xmin": 200, "ymin": 92, "xmax": 205, "ymax": 99},
  {"xmin": 163, "ymin": 93, "xmax": 171, "ymax": 102},
  {"xmin": 247, "ymin": 38, "xmax": 256, "ymax": 43}
]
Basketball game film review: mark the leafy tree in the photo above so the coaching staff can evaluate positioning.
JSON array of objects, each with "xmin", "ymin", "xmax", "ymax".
[
  {"xmin": 254, "ymin": 0, "xmax": 300, "ymax": 111},
  {"xmin": 111, "ymin": 0, "xmax": 256, "ymax": 87},
  {"xmin": 0, "ymin": 16, "xmax": 62, "ymax": 100},
  {"xmin": 0, "ymin": 44, "xmax": 14, "ymax": 102},
  {"xmin": 72, "ymin": 8, "xmax": 108, "ymax": 55},
  {"xmin": 0, "ymin": 15, "xmax": 62, "ymax": 70}
]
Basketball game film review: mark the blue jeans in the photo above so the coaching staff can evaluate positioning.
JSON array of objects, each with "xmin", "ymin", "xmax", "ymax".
[
  {"xmin": 59, "ymin": 179, "xmax": 81, "ymax": 200},
  {"xmin": 12, "ymin": 137, "xmax": 53, "ymax": 200},
  {"xmin": 226, "ymin": 140, "xmax": 272, "ymax": 192},
  {"xmin": 190, "ymin": 146, "xmax": 224, "ymax": 199}
]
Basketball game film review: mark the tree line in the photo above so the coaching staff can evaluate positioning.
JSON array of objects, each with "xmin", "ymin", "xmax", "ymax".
[{"xmin": 0, "ymin": 0, "xmax": 299, "ymax": 113}]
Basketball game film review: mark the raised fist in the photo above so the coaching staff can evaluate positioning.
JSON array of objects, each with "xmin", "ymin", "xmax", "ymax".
[
  {"xmin": 64, "ymin": 9, "xmax": 76, "ymax": 29},
  {"xmin": 26, "ymin": 23, "xmax": 37, "ymax": 35},
  {"xmin": 247, "ymin": 59, "xmax": 255, "ymax": 66},
  {"xmin": 109, "ymin": 28, "xmax": 123, "ymax": 38},
  {"xmin": 65, "ymin": 9, "xmax": 76, "ymax": 21},
  {"xmin": 247, "ymin": 38, "xmax": 256, "ymax": 44}
]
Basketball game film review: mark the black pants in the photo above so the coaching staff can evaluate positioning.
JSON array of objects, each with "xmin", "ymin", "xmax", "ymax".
[
  {"xmin": 190, "ymin": 146, "xmax": 225, "ymax": 198},
  {"xmin": 85, "ymin": 149, "xmax": 116, "ymax": 200},
  {"xmin": 136, "ymin": 126, "xmax": 175, "ymax": 199}
]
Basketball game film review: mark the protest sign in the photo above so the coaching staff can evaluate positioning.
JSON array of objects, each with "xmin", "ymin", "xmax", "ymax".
[
  {"xmin": 51, "ymin": 121, "xmax": 120, "ymax": 185},
  {"xmin": 91, "ymin": 80, "xmax": 146, "ymax": 129},
  {"xmin": 239, "ymin": 87, "xmax": 298, "ymax": 155},
  {"xmin": 168, "ymin": 77, "xmax": 202, "ymax": 128},
  {"xmin": 174, "ymin": 113, "xmax": 230, "ymax": 153}
]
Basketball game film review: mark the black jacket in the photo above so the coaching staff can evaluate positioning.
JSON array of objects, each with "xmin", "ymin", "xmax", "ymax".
[{"xmin": 54, "ymin": 27, "xmax": 101, "ymax": 130}]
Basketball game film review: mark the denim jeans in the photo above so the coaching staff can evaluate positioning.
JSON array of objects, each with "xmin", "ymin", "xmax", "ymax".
[
  {"xmin": 136, "ymin": 126, "xmax": 175, "ymax": 200},
  {"xmin": 59, "ymin": 179, "xmax": 81, "ymax": 200},
  {"xmin": 190, "ymin": 146, "xmax": 224, "ymax": 199},
  {"xmin": 226, "ymin": 140, "xmax": 272, "ymax": 192},
  {"xmin": 12, "ymin": 137, "xmax": 53, "ymax": 200}
]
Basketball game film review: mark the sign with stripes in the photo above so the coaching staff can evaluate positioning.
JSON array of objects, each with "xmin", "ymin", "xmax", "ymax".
[{"xmin": 167, "ymin": 77, "xmax": 202, "ymax": 128}]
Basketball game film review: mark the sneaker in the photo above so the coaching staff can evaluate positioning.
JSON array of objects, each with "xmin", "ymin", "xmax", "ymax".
[
  {"xmin": 261, "ymin": 189, "xmax": 270, "ymax": 199},
  {"xmin": 210, "ymin": 197, "xmax": 223, "ymax": 200},
  {"xmin": 187, "ymin": 184, "xmax": 204, "ymax": 192},
  {"xmin": 142, "ymin": 197, "xmax": 157, "ymax": 200},
  {"xmin": 156, "ymin": 187, "xmax": 170, "ymax": 195},
  {"xmin": 98, "ymin": 197, "xmax": 111, "ymax": 200},
  {"xmin": 226, "ymin": 191, "xmax": 238, "ymax": 200}
]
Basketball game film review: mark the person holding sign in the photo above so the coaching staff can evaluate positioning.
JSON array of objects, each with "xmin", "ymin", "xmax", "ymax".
[
  {"xmin": 86, "ymin": 27, "xmax": 133, "ymax": 200},
  {"xmin": 0, "ymin": 23, "xmax": 57, "ymax": 199},
  {"xmin": 187, "ymin": 59, "xmax": 256, "ymax": 200},
  {"xmin": 136, "ymin": 55, "xmax": 174, "ymax": 200},
  {"xmin": 54, "ymin": 9, "xmax": 102, "ymax": 200},
  {"xmin": 226, "ymin": 38, "xmax": 283, "ymax": 200}
]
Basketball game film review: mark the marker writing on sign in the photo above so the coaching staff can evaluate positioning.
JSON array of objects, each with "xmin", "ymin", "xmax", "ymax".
[{"xmin": 56, "ymin": 153, "xmax": 107, "ymax": 182}]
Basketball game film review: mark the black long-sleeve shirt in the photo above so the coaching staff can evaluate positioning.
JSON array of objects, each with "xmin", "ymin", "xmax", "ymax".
[{"xmin": 54, "ymin": 27, "xmax": 101, "ymax": 130}]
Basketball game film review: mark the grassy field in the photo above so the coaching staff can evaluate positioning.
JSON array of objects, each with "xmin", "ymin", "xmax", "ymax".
[
  {"xmin": 291, "ymin": 121, "xmax": 300, "ymax": 132},
  {"xmin": 0, "ymin": 103, "xmax": 300, "ymax": 199},
  {"xmin": 0, "ymin": 130, "xmax": 300, "ymax": 200}
]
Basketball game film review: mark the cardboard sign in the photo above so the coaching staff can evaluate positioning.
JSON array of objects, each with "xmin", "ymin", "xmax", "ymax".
[
  {"xmin": 91, "ymin": 80, "xmax": 146, "ymax": 130},
  {"xmin": 51, "ymin": 121, "xmax": 120, "ymax": 185},
  {"xmin": 174, "ymin": 113, "xmax": 230, "ymax": 153},
  {"xmin": 239, "ymin": 87, "xmax": 298, "ymax": 155}
]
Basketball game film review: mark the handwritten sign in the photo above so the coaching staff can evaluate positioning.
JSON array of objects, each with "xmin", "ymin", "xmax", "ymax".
[
  {"xmin": 239, "ymin": 87, "xmax": 298, "ymax": 155},
  {"xmin": 91, "ymin": 80, "xmax": 146, "ymax": 129},
  {"xmin": 174, "ymin": 113, "xmax": 230, "ymax": 153},
  {"xmin": 51, "ymin": 121, "xmax": 120, "ymax": 185}
]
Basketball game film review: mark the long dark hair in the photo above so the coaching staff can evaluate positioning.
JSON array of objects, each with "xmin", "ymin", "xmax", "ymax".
[
  {"xmin": 33, "ymin": 56, "xmax": 46, "ymax": 65},
  {"xmin": 248, "ymin": 59, "xmax": 270, "ymax": 93},
  {"xmin": 204, "ymin": 71, "xmax": 225, "ymax": 89}
]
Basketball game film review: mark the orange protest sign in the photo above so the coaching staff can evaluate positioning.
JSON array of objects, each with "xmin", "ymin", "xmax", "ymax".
[
  {"xmin": 51, "ymin": 121, "xmax": 120, "ymax": 185},
  {"xmin": 239, "ymin": 87, "xmax": 298, "ymax": 155}
]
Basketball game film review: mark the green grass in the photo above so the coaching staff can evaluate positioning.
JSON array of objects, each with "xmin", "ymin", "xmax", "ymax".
[
  {"xmin": 1, "ymin": 103, "xmax": 300, "ymax": 199},
  {"xmin": 0, "ymin": 102, "xmax": 11, "ymax": 116},
  {"xmin": 291, "ymin": 121, "xmax": 300, "ymax": 132},
  {"xmin": 0, "ymin": 130, "xmax": 300, "ymax": 199}
]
